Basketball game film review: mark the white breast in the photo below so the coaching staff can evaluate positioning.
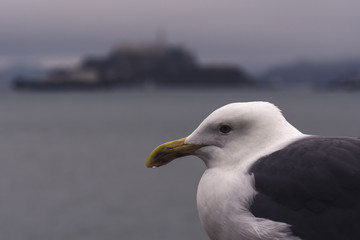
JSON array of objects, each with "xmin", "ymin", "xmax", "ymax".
[
  {"xmin": 197, "ymin": 168, "xmax": 258, "ymax": 240},
  {"xmin": 197, "ymin": 165, "xmax": 303, "ymax": 240}
]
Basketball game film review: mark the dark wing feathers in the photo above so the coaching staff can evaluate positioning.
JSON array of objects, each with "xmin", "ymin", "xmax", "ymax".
[{"xmin": 249, "ymin": 137, "xmax": 360, "ymax": 240}]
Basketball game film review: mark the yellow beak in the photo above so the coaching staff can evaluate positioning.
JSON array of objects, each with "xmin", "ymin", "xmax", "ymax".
[{"xmin": 146, "ymin": 137, "xmax": 203, "ymax": 168}]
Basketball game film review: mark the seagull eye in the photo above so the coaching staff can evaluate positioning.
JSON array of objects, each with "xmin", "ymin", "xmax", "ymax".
[{"xmin": 219, "ymin": 125, "xmax": 232, "ymax": 134}]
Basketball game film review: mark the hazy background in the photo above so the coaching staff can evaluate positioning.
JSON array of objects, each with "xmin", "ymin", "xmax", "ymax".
[
  {"xmin": 1, "ymin": 1, "xmax": 360, "ymax": 240},
  {"xmin": 2, "ymin": 0, "xmax": 360, "ymax": 72}
]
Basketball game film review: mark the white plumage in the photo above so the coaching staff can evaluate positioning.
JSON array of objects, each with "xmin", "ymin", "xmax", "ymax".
[
  {"xmin": 147, "ymin": 102, "xmax": 360, "ymax": 240},
  {"xmin": 185, "ymin": 102, "xmax": 303, "ymax": 239}
]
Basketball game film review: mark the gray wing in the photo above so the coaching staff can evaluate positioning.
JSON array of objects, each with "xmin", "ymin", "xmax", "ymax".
[{"xmin": 249, "ymin": 137, "xmax": 360, "ymax": 240}]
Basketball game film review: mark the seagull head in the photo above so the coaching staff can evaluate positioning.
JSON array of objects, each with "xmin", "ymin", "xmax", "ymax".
[{"xmin": 146, "ymin": 102, "xmax": 301, "ymax": 169}]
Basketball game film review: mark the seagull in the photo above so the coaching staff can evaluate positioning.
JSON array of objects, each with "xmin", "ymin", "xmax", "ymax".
[{"xmin": 146, "ymin": 102, "xmax": 360, "ymax": 240}]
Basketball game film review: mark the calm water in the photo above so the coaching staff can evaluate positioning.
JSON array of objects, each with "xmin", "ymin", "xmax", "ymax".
[{"xmin": 0, "ymin": 88, "xmax": 359, "ymax": 240}]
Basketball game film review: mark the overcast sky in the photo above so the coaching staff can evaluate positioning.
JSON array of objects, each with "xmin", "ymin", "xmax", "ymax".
[{"xmin": 1, "ymin": 0, "xmax": 360, "ymax": 72}]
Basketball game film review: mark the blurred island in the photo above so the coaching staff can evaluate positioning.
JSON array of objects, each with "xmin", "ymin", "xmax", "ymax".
[
  {"xmin": 12, "ymin": 42, "xmax": 253, "ymax": 90},
  {"xmin": 260, "ymin": 60, "xmax": 360, "ymax": 90}
]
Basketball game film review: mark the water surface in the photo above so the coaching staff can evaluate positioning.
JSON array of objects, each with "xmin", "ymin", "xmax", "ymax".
[{"xmin": 0, "ymin": 88, "xmax": 359, "ymax": 239}]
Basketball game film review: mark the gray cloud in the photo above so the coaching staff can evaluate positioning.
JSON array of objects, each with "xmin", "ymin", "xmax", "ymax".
[{"xmin": 1, "ymin": 0, "xmax": 360, "ymax": 72}]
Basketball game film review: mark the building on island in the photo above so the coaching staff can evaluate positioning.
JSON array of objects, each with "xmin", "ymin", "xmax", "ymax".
[{"xmin": 13, "ymin": 42, "xmax": 252, "ymax": 90}]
